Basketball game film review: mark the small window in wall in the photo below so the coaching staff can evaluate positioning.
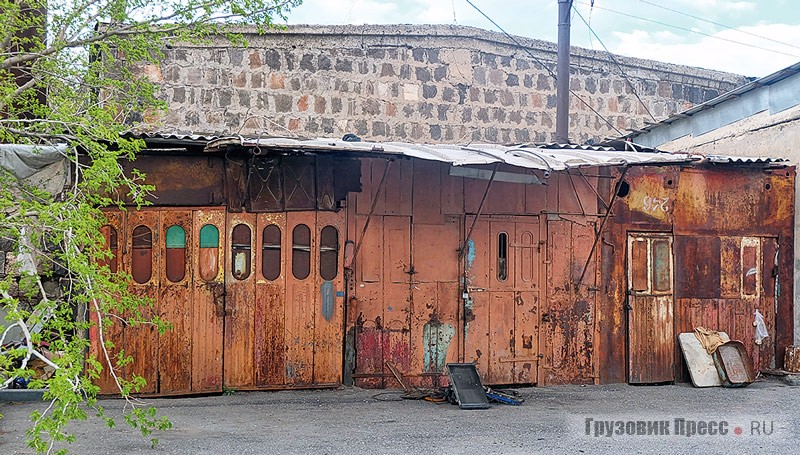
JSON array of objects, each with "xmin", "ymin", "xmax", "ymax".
[
  {"xmin": 262, "ymin": 225, "xmax": 281, "ymax": 281},
  {"xmin": 630, "ymin": 238, "xmax": 649, "ymax": 292},
  {"xmin": 199, "ymin": 224, "xmax": 220, "ymax": 282},
  {"xmin": 231, "ymin": 224, "xmax": 251, "ymax": 280},
  {"xmin": 652, "ymin": 239, "xmax": 672, "ymax": 292},
  {"xmin": 292, "ymin": 224, "xmax": 311, "ymax": 280},
  {"xmin": 165, "ymin": 225, "xmax": 186, "ymax": 282},
  {"xmin": 742, "ymin": 240, "xmax": 759, "ymax": 296},
  {"xmin": 100, "ymin": 225, "xmax": 118, "ymax": 273},
  {"xmin": 319, "ymin": 226, "xmax": 339, "ymax": 281},
  {"xmin": 497, "ymin": 232, "xmax": 508, "ymax": 282},
  {"xmin": 131, "ymin": 225, "xmax": 153, "ymax": 284}
]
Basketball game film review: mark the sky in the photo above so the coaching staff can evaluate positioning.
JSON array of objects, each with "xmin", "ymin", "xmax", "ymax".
[{"xmin": 284, "ymin": 0, "xmax": 800, "ymax": 78}]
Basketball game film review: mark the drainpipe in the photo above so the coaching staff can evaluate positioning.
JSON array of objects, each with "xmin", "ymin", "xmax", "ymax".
[{"xmin": 556, "ymin": 0, "xmax": 573, "ymax": 143}]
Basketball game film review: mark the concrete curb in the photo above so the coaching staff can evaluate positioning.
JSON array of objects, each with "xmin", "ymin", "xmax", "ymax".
[{"xmin": 0, "ymin": 388, "xmax": 46, "ymax": 402}]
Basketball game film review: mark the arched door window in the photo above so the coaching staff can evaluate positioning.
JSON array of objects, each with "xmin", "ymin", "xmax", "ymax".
[
  {"xmin": 319, "ymin": 226, "xmax": 339, "ymax": 280},
  {"xmin": 262, "ymin": 225, "xmax": 281, "ymax": 281},
  {"xmin": 132, "ymin": 225, "xmax": 153, "ymax": 284},
  {"xmin": 199, "ymin": 224, "xmax": 220, "ymax": 282},
  {"xmin": 231, "ymin": 224, "xmax": 251, "ymax": 280},
  {"xmin": 165, "ymin": 225, "xmax": 186, "ymax": 282},
  {"xmin": 292, "ymin": 224, "xmax": 311, "ymax": 280}
]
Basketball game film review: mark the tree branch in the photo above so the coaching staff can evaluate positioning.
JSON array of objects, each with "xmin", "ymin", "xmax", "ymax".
[
  {"xmin": 1, "ymin": 1, "xmax": 296, "ymax": 71},
  {"xmin": 0, "ymin": 75, "xmax": 37, "ymax": 113}
]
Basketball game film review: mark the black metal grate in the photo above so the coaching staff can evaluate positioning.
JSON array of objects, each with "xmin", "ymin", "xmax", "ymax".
[{"xmin": 446, "ymin": 363, "xmax": 490, "ymax": 409}]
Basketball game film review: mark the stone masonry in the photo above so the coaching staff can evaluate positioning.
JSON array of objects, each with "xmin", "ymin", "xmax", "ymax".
[{"xmin": 145, "ymin": 24, "xmax": 750, "ymax": 144}]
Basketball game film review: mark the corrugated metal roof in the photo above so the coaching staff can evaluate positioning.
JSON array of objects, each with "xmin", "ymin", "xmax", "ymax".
[
  {"xmin": 625, "ymin": 61, "xmax": 800, "ymax": 140},
  {"xmin": 123, "ymin": 131, "xmax": 222, "ymax": 144},
  {"xmin": 126, "ymin": 131, "xmax": 222, "ymax": 141},
  {"xmin": 204, "ymin": 136, "xmax": 706, "ymax": 171},
  {"xmin": 704, "ymin": 155, "xmax": 787, "ymax": 164},
  {"xmin": 127, "ymin": 133, "xmax": 786, "ymax": 169}
]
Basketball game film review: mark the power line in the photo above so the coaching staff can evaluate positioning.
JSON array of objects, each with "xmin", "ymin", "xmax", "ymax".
[
  {"xmin": 465, "ymin": 0, "xmax": 558, "ymax": 80},
  {"xmin": 572, "ymin": 6, "xmax": 657, "ymax": 123},
  {"xmin": 575, "ymin": 1, "xmax": 800, "ymax": 59},
  {"xmin": 638, "ymin": 0, "xmax": 800, "ymax": 52},
  {"xmin": 464, "ymin": 0, "xmax": 624, "ymax": 138}
]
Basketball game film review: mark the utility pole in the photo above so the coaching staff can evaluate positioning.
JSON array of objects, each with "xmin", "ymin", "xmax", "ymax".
[{"xmin": 555, "ymin": 0, "xmax": 573, "ymax": 143}]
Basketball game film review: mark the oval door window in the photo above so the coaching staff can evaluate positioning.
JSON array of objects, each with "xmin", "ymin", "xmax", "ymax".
[
  {"xmin": 199, "ymin": 224, "xmax": 220, "ymax": 282},
  {"xmin": 100, "ymin": 225, "xmax": 118, "ymax": 273},
  {"xmin": 231, "ymin": 224, "xmax": 251, "ymax": 280},
  {"xmin": 292, "ymin": 224, "xmax": 311, "ymax": 280},
  {"xmin": 319, "ymin": 226, "xmax": 339, "ymax": 280},
  {"xmin": 497, "ymin": 232, "xmax": 508, "ymax": 282},
  {"xmin": 165, "ymin": 225, "xmax": 186, "ymax": 282},
  {"xmin": 262, "ymin": 225, "xmax": 281, "ymax": 281},
  {"xmin": 131, "ymin": 225, "xmax": 152, "ymax": 284}
]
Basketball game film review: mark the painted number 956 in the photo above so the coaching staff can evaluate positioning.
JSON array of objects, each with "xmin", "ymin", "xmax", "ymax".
[{"xmin": 642, "ymin": 195, "xmax": 670, "ymax": 212}]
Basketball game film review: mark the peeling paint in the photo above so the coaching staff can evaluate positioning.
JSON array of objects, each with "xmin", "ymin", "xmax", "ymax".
[
  {"xmin": 464, "ymin": 297, "xmax": 474, "ymax": 333},
  {"xmin": 466, "ymin": 238, "xmax": 477, "ymax": 269},
  {"xmin": 285, "ymin": 359, "xmax": 311, "ymax": 383},
  {"xmin": 423, "ymin": 319, "xmax": 455, "ymax": 373},
  {"xmin": 320, "ymin": 281, "xmax": 334, "ymax": 321}
]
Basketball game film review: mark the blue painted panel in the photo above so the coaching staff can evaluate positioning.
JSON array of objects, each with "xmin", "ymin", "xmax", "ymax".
[
  {"xmin": 321, "ymin": 281, "xmax": 335, "ymax": 321},
  {"xmin": 423, "ymin": 320, "xmax": 455, "ymax": 373}
]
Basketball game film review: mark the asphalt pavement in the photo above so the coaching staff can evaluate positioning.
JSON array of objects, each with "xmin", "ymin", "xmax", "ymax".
[{"xmin": 1, "ymin": 378, "xmax": 797, "ymax": 454}]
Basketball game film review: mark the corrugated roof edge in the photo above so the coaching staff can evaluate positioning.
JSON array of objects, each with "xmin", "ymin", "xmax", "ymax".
[
  {"xmin": 623, "ymin": 61, "xmax": 800, "ymax": 139},
  {"xmin": 203, "ymin": 136, "xmax": 703, "ymax": 171},
  {"xmin": 124, "ymin": 132, "xmax": 787, "ymax": 169}
]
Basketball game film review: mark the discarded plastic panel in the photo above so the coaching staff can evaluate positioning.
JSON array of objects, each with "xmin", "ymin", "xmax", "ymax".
[
  {"xmin": 446, "ymin": 363, "xmax": 490, "ymax": 409},
  {"xmin": 678, "ymin": 332, "xmax": 730, "ymax": 387},
  {"xmin": 712, "ymin": 341, "xmax": 756, "ymax": 387}
]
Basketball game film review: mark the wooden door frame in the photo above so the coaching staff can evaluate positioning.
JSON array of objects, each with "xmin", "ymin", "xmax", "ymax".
[{"xmin": 625, "ymin": 231, "xmax": 675, "ymax": 384}]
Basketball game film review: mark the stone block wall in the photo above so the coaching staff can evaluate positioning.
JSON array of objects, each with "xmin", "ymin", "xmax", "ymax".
[{"xmin": 146, "ymin": 24, "xmax": 750, "ymax": 144}]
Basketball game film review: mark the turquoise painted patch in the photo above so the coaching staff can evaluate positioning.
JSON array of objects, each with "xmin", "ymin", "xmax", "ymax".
[
  {"xmin": 321, "ymin": 281, "xmax": 334, "ymax": 321},
  {"xmin": 466, "ymin": 238, "xmax": 477, "ymax": 269},
  {"xmin": 165, "ymin": 225, "xmax": 186, "ymax": 248},
  {"xmin": 423, "ymin": 320, "xmax": 455, "ymax": 373},
  {"xmin": 199, "ymin": 224, "xmax": 219, "ymax": 248}
]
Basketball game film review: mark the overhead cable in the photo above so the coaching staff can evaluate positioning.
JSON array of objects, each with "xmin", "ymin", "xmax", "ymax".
[
  {"xmin": 575, "ymin": 1, "xmax": 800, "ymax": 59},
  {"xmin": 465, "ymin": 0, "xmax": 624, "ymax": 137},
  {"xmin": 465, "ymin": 0, "xmax": 558, "ymax": 80},
  {"xmin": 638, "ymin": 0, "xmax": 800, "ymax": 52},
  {"xmin": 572, "ymin": 6, "xmax": 657, "ymax": 122}
]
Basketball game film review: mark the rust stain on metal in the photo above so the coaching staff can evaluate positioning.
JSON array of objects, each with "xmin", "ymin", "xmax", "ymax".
[
  {"xmin": 192, "ymin": 209, "xmax": 225, "ymax": 393},
  {"xmin": 120, "ymin": 155, "xmax": 225, "ymax": 206},
  {"xmin": 626, "ymin": 233, "xmax": 674, "ymax": 384},
  {"xmin": 619, "ymin": 168, "xmax": 678, "ymax": 225},
  {"xmin": 91, "ymin": 151, "xmax": 794, "ymax": 395}
]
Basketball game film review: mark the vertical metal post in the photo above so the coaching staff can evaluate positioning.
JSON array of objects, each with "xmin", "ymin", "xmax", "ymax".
[{"xmin": 556, "ymin": 0, "xmax": 573, "ymax": 144}]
